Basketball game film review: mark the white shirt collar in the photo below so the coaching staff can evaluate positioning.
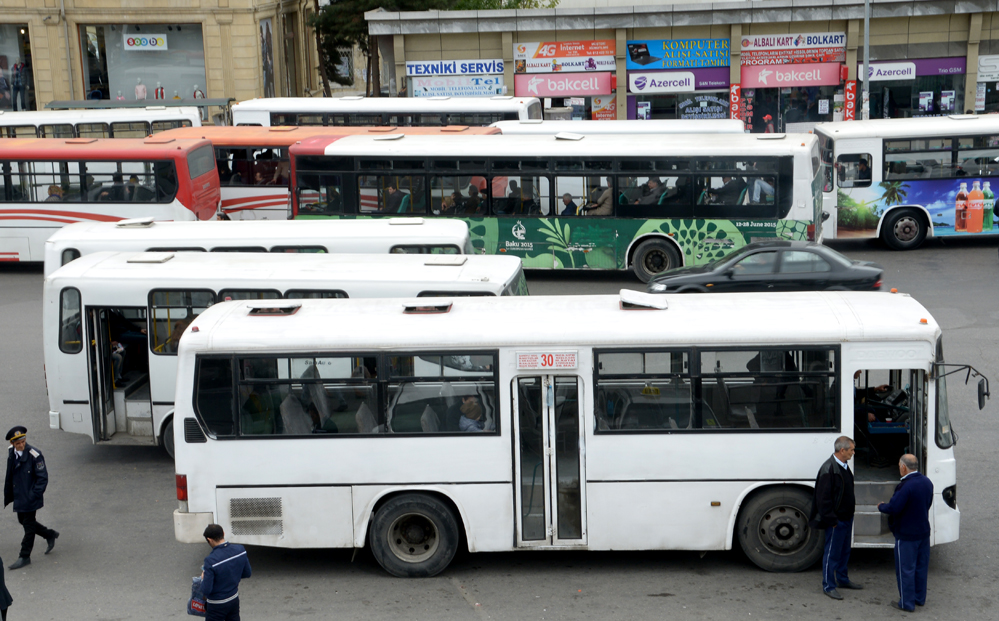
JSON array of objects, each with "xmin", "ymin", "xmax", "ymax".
[
  {"xmin": 833, "ymin": 455, "xmax": 848, "ymax": 469},
  {"xmin": 13, "ymin": 449, "xmax": 21, "ymax": 459},
  {"xmin": 901, "ymin": 471, "xmax": 918, "ymax": 480}
]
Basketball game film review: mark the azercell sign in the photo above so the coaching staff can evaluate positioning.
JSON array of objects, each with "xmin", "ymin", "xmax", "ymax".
[
  {"xmin": 859, "ymin": 62, "xmax": 916, "ymax": 81},
  {"xmin": 628, "ymin": 71, "xmax": 695, "ymax": 93},
  {"xmin": 405, "ymin": 59, "xmax": 504, "ymax": 77}
]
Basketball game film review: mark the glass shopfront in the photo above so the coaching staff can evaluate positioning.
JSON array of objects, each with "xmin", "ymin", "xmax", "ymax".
[
  {"xmin": 0, "ymin": 24, "xmax": 36, "ymax": 111},
  {"xmin": 80, "ymin": 24, "xmax": 207, "ymax": 101},
  {"xmin": 862, "ymin": 58, "xmax": 967, "ymax": 119}
]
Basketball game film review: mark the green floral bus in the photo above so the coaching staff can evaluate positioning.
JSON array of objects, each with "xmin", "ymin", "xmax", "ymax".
[{"xmin": 290, "ymin": 133, "xmax": 824, "ymax": 281}]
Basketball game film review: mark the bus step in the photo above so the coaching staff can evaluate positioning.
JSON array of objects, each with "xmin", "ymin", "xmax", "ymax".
[
  {"xmin": 853, "ymin": 506, "xmax": 889, "ymax": 537},
  {"xmin": 854, "ymin": 481, "xmax": 897, "ymax": 505},
  {"xmin": 126, "ymin": 417, "xmax": 154, "ymax": 437},
  {"xmin": 852, "ymin": 534, "xmax": 894, "ymax": 548},
  {"xmin": 100, "ymin": 433, "xmax": 156, "ymax": 447}
]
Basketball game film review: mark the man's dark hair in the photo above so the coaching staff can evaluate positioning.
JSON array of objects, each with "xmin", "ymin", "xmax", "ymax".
[{"xmin": 204, "ymin": 523, "xmax": 225, "ymax": 541}]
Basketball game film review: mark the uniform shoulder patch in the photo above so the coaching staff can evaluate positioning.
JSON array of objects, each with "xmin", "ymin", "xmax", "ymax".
[{"xmin": 28, "ymin": 449, "xmax": 40, "ymax": 458}]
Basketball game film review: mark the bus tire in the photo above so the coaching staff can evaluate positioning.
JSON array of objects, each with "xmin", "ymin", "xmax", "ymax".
[
  {"xmin": 882, "ymin": 208, "xmax": 927, "ymax": 250},
  {"xmin": 161, "ymin": 418, "xmax": 175, "ymax": 459},
  {"xmin": 369, "ymin": 493, "xmax": 459, "ymax": 578},
  {"xmin": 632, "ymin": 238, "xmax": 681, "ymax": 283},
  {"xmin": 736, "ymin": 487, "xmax": 821, "ymax": 573}
]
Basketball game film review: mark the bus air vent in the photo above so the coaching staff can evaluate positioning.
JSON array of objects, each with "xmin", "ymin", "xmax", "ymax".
[
  {"xmin": 367, "ymin": 127, "xmax": 399, "ymax": 133},
  {"xmin": 442, "ymin": 126, "xmax": 470, "ymax": 132},
  {"xmin": 491, "ymin": 96, "xmax": 514, "ymax": 100},
  {"xmin": 428, "ymin": 96, "xmax": 452, "ymax": 100},
  {"xmin": 144, "ymin": 106, "xmax": 167, "ymax": 111},
  {"xmin": 948, "ymin": 114, "xmax": 979, "ymax": 120},
  {"xmin": 268, "ymin": 126, "xmax": 299, "ymax": 133},
  {"xmin": 143, "ymin": 137, "xmax": 176, "ymax": 144},
  {"xmin": 424, "ymin": 256, "xmax": 467, "ymax": 267},
  {"xmin": 229, "ymin": 497, "xmax": 283, "ymax": 536},
  {"xmin": 620, "ymin": 289, "xmax": 669, "ymax": 311},
  {"xmin": 66, "ymin": 138, "xmax": 98, "ymax": 144},
  {"xmin": 127, "ymin": 252, "xmax": 174, "ymax": 264},
  {"xmin": 373, "ymin": 133, "xmax": 405, "ymax": 141},
  {"xmin": 757, "ymin": 134, "xmax": 787, "ymax": 141},
  {"xmin": 115, "ymin": 216, "xmax": 156, "ymax": 228},
  {"xmin": 404, "ymin": 301, "xmax": 453, "ymax": 314},
  {"xmin": 184, "ymin": 418, "xmax": 207, "ymax": 443},
  {"xmin": 340, "ymin": 95, "xmax": 365, "ymax": 100},
  {"xmin": 388, "ymin": 217, "xmax": 425, "ymax": 225},
  {"xmin": 247, "ymin": 303, "xmax": 301, "ymax": 316},
  {"xmin": 555, "ymin": 132, "xmax": 585, "ymax": 141}
]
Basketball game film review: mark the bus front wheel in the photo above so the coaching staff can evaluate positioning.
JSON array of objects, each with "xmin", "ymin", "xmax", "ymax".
[
  {"xmin": 736, "ymin": 487, "xmax": 821, "ymax": 572},
  {"xmin": 882, "ymin": 209, "xmax": 927, "ymax": 250},
  {"xmin": 161, "ymin": 418, "xmax": 175, "ymax": 459},
  {"xmin": 369, "ymin": 493, "xmax": 459, "ymax": 578},
  {"xmin": 632, "ymin": 238, "xmax": 681, "ymax": 283}
]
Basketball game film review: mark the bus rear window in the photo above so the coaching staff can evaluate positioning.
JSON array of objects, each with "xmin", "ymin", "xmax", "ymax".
[{"xmin": 188, "ymin": 145, "xmax": 216, "ymax": 179}]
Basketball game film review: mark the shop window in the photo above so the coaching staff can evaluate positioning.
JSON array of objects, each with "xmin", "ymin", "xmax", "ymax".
[
  {"xmin": 0, "ymin": 25, "xmax": 37, "ymax": 111},
  {"xmin": 836, "ymin": 154, "xmax": 872, "ymax": 188}
]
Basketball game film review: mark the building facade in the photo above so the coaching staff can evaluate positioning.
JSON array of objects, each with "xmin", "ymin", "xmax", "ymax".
[{"xmin": 367, "ymin": 0, "xmax": 999, "ymax": 130}]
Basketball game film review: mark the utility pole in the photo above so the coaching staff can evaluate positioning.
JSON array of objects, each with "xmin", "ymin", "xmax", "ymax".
[{"xmin": 862, "ymin": 0, "xmax": 870, "ymax": 120}]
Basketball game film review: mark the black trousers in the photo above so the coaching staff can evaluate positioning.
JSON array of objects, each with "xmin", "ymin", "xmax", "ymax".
[
  {"xmin": 206, "ymin": 597, "xmax": 240, "ymax": 621},
  {"xmin": 17, "ymin": 511, "xmax": 54, "ymax": 558}
]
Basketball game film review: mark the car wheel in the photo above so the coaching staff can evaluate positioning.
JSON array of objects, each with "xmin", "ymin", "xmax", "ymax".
[
  {"xmin": 161, "ymin": 418, "xmax": 175, "ymax": 459},
  {"xmin": 882, "ymin": 208, "xmax": 926, "ymax": 250},
  {"xmin": 824, "ymin": 286, "xmax": 849, "ymax": 291},
  {"xmin": 632, "ymin": 238, "xmax": 681, "ymax": 283},
  {"xmin": 736, "ymin": 487, "xmax": 821, "ymax": 572},
  {"xmin": 369, "ymin": 493, "xmax": 460, "ymax": 577},
  {"xmin": 676, "ymin": 286, "xmax": 709, "ymax": 293}
]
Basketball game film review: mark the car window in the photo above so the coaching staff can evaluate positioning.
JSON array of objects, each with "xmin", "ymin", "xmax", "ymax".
[
  {"xmin": 780, "ymin": 250, "xmax": 831, "ymax": 274},
  {"xmin": 732, "ymin": 251, "xmax": 778, "ymax": 275}
]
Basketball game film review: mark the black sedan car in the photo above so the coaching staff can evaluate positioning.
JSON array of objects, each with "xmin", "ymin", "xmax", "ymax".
[{"xmin": 647, "ymin": 241, "xmax": 882, "ymax": 293}]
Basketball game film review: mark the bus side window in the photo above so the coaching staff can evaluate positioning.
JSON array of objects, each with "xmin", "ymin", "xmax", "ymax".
[
  {"xmin": 149, "ymin": 290, "xmax": 215, "ymax": 356},
  {"xmin": 61, "ymin": 248, "xmax": 81, "ymax": 266},
  {"xmin": 195, "ymin": 357, "xmax": 236, "ymax": 437},
  {"xmin": 110, "ymin": 121, "xmax": 150, "ymax": 139},
  {"xmin": 836, "ymin": 154, "xmax": 872, "ymax": 188},
  {"xmin": 59, "ymin": 287, "xmax": 83, "ymax": 354}
]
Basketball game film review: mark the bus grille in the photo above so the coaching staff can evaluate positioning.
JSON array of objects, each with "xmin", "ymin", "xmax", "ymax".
[
  {"xmin": 184, "ymin": 418, "xmax": 207, "ymax": 443},
  {"xmin": 229, "ymin": 497, "xmax": 283, "ymax": 536}
]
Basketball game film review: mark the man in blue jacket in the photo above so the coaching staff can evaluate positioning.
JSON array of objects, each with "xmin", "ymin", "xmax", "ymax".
[
  {"xmin": 201, "ymin": 524, "xmax": 252, "ymax": 621},
  {"xmin": 3, "ymin": 426, "xmax": 59, "ymax": 570},
  {"xmin": 878, "ymin": 454, "xmax": 934, "ymax": 612}
]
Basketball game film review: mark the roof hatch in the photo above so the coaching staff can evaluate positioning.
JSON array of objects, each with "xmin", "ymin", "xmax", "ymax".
[
  {"xmin": 619, "ymin": 289, "xmax": 669, "ymax": 311},
  {"xmin": 424, "ymin": 256, "xmax": 467, "ymax": 267},
  {"xmin": 115, "ymin": 216, "xmax": 156, "ymax": 228},
  {"xmin": 387, "ymin": 217, "xmax": 425, "ymax": 225},
  {"xmin": 126, "ymin": 252, "xmax": 174, "ymax": 264}
]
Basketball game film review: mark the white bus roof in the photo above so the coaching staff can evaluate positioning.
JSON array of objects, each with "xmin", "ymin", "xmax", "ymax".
[
  {"xmin": 491, "ymin": 119, "xmax": 746, "ymax": 135},
  {"xmin": 47, "ymin": 251, "xmax": 523, "ymax": 297},
  {"xmin": 0, "ymin": 107, "xmax": 202, "ymax": 126},
  {"xmin": 232, "ymin": 96, "xmax": 539, "ymax": 114},
  {"xmin": 183, "ymin": 291, "xmax": 940, "ymax": 355},
  {"xmin": 813, "ymin": 115, "xmax": 999, "ymax": 141},
  {"xmin": 321, "ymin": 132, "xmax": 818, "ymax": 158}
]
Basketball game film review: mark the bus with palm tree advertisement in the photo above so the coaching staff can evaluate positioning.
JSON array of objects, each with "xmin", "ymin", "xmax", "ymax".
[
  {"xmin": 815, "ymin": 115, "xmax": 999, "ymax": 249},
  {"xmin": 290, "ymin": 132, "xmax": 823, "ymax": 281}
]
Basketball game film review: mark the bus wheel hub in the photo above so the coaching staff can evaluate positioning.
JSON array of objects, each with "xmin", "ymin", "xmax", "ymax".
[{"xmin": 760, "ymin": 507, "xmax": 806, "ymax": 553}]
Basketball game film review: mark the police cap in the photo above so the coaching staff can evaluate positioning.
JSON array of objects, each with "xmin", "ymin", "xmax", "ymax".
[{"xmin": 5, "ymin": 426, "xmax": 27, "ymax": 443}]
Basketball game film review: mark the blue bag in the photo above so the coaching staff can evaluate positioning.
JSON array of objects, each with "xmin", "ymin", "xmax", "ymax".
[{"xmin": 187, "ymin": 576, "xmax": 207, "ymax": 617}]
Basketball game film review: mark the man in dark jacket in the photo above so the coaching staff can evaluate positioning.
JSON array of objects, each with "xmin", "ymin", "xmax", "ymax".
[
  {"xmin": 3, "ymin": 426, "xmax": 59, "ymax": 570},
  {"xmin": 879, "ymin": 454, "xmax": 934, "ymax": 612},
  {"xmin": 809, "ymin": 436, "xmax": 862, "ymax": 600},
  {"xmin": 201, "ymin": 524, "xmax": 252, "ymax": 621}
]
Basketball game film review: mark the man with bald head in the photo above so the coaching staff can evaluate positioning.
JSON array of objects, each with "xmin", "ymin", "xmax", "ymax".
[{"xmin": 879, "ymin": 454, "xmax": 934, "ymax": 612}]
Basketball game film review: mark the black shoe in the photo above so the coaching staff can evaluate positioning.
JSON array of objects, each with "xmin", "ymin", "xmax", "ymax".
[
  {"xmin": 889, "ymin": 601, "xmax": 914, "ymax": 612},
  {"xmin": 8, "ymin": 557, "xmax": 30, "ymax": 570},
  {"xmin": 838, "ymin": 580, "xmax": 864, "ymax": 590},
  {"xmin": 45, "ymin": 530, "xmax": 59, "ymax": 554},
  {"xmin": 824, "ymin": 588, "xmax": 843, "ymax": 600}
]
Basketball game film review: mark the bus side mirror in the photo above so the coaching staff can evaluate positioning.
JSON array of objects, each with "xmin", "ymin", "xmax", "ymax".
[{"xmin": 978, "ymin": 378, "xmax": 990, "ymax": 410}]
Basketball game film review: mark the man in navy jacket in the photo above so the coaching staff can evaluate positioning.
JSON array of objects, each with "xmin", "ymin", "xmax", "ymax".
[
  {"xmin": 201, "ymin": 524, "xmax": 252, "ymax": 621},
  {"xmin": 3, "ymin": 426, "xmax": 59, "ymax": 570},
  {"xmin": 878, "ymin": 454, "xmax": 934, "ymax": 612}
]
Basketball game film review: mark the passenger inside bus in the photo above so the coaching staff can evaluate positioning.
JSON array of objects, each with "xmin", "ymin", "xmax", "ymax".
[{"xmin": 706, "ymin": 176, "xmax": 747, "ymax": 204}]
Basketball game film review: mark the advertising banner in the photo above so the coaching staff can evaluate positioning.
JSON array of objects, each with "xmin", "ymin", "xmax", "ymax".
[
  {"xmin": 124, "ymin": 34, "xmax": 168, "ymax": 51},
  {"xmin": 977, "ymin": 82, "xmax": 987, "ymax": 112},
  {"xmin": 978, "ymin": 54, "xmax": 999, "ymax": 82},
  {"xmin": 628, "ymin": 71, "xmax": 695, "ymax": 94},
  {"xmin": 741, "ymin": 63, "xmax": 842, "ymax": 88},
  {"xmin": 678, "ymin": 94, "xmax": 728, "ymax": 120},
  {"xmin": 844, "ymin": 80, "xmax": 856, "ymax": 120},
  {"xmin": 729, "ymin": 84, "xmax": 741, "ymax": 120},
  {"xmin": 412, "ymin": 75, "xmax": 505, "ymax": 98},
  {"xmin": 625, "ymin": 39, "xmax": 730, "ymax": 71},
  {"xmin": 592, "ymin": 96, "xmax": 617, "ymax": 120},
  {"xmin": 514, "ymin": 41, "xmax": 616, "ymax": 74},
  {"xmin": 740, "ymin": 32, "xmax": 846, "ymax": 66},
  {"xmin": 514, "ymin": 72, "xmax": 612, "ymax": 97},
  {"xmin": 860, "ymin": 58, "xmax": 966, "ymax": 81},
  {"xmin": 406, "ymin": 59, "xmax": 504, "ymax": 77}
]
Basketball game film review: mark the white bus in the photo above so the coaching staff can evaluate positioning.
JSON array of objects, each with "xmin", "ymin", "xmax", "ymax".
[
  {"xmin": 44, "ymin": 251, "xmax": 527, "ymax": 457},
  {"xmin": 491, "ymin": 119, "xmax": 746, "ymax": 135},
  {"xmin": 0, "ymin": 106, "xmax": 201, "ymax": 138},
  {"xmin": 172, "ymin": 290, "xmax": 983, "ymax": 577},
  {"xmin": 232, "ymin": 96, "xmax": 543, "ymax": 127},
  {"xmin": 43, "ymin": 217, "xmax": 474, "ymax": 276},
  {"xmin": 816, "ymin": 115, "xmax": 999, "ymax": 248}
]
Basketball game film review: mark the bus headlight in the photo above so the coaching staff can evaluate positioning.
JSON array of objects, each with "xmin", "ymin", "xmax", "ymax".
[
  {"xmin": 942, "ymin": 484, "xmax": 957, "ymax": 509},
  {"xmin": 649, "ymin": 283, "xmax": 668, "ymax": 293}
]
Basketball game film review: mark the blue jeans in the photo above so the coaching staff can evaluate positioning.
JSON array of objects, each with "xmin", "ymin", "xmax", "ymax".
[
  {"xmin": 894, "ymin": 536, "xmax": 930, "ymax": 611},
  {"xmin": 822, "ymin": 519, "xmax": 853, "ymax": 592}
]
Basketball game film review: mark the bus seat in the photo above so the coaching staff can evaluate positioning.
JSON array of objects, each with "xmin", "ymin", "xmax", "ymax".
[
  {"xmin": 398, "ymin": 193, "xmax": 411, "ymax": 214},
  {"xmin": 279, "ymin": 394, "xmax": 313, "ymax": 435},
  {"xmin": 355, "ymin": 402, "xmax": 377, "ymax": 434},
  {"xmin": 745, "ymin": 407, "xmax": 760, "ymax": 429},
  {"xmin": 421, "ymin": 405, "xmax": 440, "ymax": 432},
  {"xmin": 618, "ymin": 193, "xmax": 627, "ymax": 205},
  {"xmin": 697, "ymin": 189, "xmax": 708, "ymax": 205},
  {"xmin": 440, "ymin": 381, "xmax": 457, "ymax": 408},
  {"xmin": 738, "ymin": 188, "xmax": 747, "ymax": 205}
]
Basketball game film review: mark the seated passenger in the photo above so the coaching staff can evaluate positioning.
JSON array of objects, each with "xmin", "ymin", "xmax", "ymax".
[
  {"xmin": 382, "ymin": 184, "xmax": 405, "ymax": 213},
  {"xmin": 635, "ymin": 178, "xmax": 666, "ymax": 205},
  {"xmin": 458, "ymin": 399, "xmax": 485, "ymax": 432},
  {"xmin": 45, "ymin": 185, "xmax": 64, "ymax": 202},
  {"xmin": 445, "ymin": 395, "xmax": 479, "ymax": 432},
  {"xmin": 99, "ymin": 173, "xmax": 125, "ymax": 201},
  {"xmin": 581, "ymin": 180, "xmax": 612, "ymax": 216},
  {"xmin": 708, "ymin": 176, "xmax": 747, "ymax": 204},
  {"xmin": 560, "ymin": 193, "xmax": 578, "ymax": 216},
  {"xmin": 465, "ymin": 185, "xmax": 483, "ymax": 215}
]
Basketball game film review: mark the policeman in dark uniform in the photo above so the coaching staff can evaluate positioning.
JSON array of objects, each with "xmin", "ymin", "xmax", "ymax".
[{"xmin": 3, "ymin": 426, "xmax": 59, "ymax": 570}]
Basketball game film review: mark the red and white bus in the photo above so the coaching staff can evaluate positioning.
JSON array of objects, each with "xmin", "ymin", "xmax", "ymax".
[
  {"xmin": 155, "ymin": 125, "xmax": 500, "ymax": 220},
  {"xmin": 0, "ymin": 137, "xmax": 220, "ymax": 262}
]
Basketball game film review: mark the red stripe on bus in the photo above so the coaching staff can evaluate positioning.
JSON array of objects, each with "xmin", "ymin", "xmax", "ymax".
[
  {"xmin": 221, "ymin": 194, "xmax": 287, "ymax": 208},
  {"xmin": 0, "ymin": 215, "xmax": 88, "ymax": 224},
  {"xmin": 223, "ymin": 200, "xmax": 289, "ymax": 213},
  {"xmin": 0, "ymin": 209, "xmax": 123, "ymax": 222}
]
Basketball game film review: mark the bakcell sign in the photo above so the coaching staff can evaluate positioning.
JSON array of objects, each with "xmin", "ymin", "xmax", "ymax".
[
  {"xmin": 124, "ymin": 34, "xmax": 168, "ymax": 51},
  {"xmin": 629, "ymin": 71, "xmax": 695, "ymax": 93},
  {"xmin": 406, "ymin": 59, "xmax": 503, "ymax": 76},
  {"xmin": 514, "ymin": 40, "xmax": 616, "ymax": 74},
  {"xmin": 859, "ymin": 62, "xmax": 916, "ymax": 81},
  {"xmin": 740, "ymin": 32, "xmax": 846, "ymax": 65},
  {"xmin": 844, "ymin": 80, "xmax": 856, "ymax": 121},
  {"xmin": 514, "ymin": 72, "xmax": 612, "ymax": 97},
  {"xmin": 741, "ymin": 63, "xmax": 842, "ymax": 88},
  {"xmin": 729, "ymin": 84, "xmax": 741, "ymax": 120}
]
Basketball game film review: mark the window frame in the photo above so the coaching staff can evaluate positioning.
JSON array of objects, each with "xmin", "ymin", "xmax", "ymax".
[{"xmin": 58, "ymin": 287, "xmax": 83, "ymax": 354}]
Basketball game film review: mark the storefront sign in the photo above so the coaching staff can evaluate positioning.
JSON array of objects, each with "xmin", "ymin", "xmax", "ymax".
[
  {"xmin": 860, "ymin": 58, "xmax": 966, "ymax": 81},
  {"xmin": 412, "ymin": 75, "xmax": 505, "ymax": 98},
  {"xmin": 406, "ymin": 59, "xmax": 504, "ymax": 77},
  {"xmin": 977, "ymin": 82, "xmax": 987, "ymax": 111},
  {"xmin": 628, "ymin": 71, "xmax": 695, "ymax": 93},
  {"xmin": 678, "ymin": 95, "xmax": 729, "ymax": 120},
  {"xmin": 592, "ymin": 96, "xmax": 617, "ymax": 120},
  {"xmin": 740, "ymin": 32, "xmax": 846, "ymax": 66},
  {"xmin": 514, "ymin": 41, "xmax": 616, "ymax": 74},
  {"xmin": 625, "ymin": 39, "xmax": 730, "ymax": 71},
  {"xmin": 729, "ymin": 84, "xmax": 741, "ymax": 120},
  {"xmin": 124, "ymin": 34, "xmax": 168, "ymax": 51},
  {"xmin": 978, "ymin": 55, "xmax": 999, "ymax": 82},
  {"xmin": 514, "ymin": 72, "xmax": 612, "ymax": 97},
  {"xmin": 861, "ymin": 62, "xmax": 916, "ymax": 82},
  {"xmin": 741, "ymin": 63, "xmax": 842, "ymax": 88},
  {"xmin": 844, "ymin": 80, "xmax": 856, "ymax": 120}
]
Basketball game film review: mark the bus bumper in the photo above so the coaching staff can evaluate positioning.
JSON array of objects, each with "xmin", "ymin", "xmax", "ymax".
[
  {"xmin": 174, "ymin": 509, "xmax": 214, "ymax": 543},
  {"xmin": 933, "ymin": 494, "xmax": 960, "ymax": 545}
]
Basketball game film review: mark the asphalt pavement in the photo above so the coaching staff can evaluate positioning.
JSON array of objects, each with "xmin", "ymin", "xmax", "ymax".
[{"xmin": 0, "ymin": 235, "xmax": 996, "ymax": 619}]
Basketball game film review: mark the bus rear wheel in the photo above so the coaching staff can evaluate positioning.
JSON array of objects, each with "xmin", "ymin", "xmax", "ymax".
[
  {"xmin": 736, "ymin": 487, "xmax": 820, "ymax": 572},
  {"xmin": 161, "ymin": 418, "xmax": 175, "ymax": 459},
  {"xmin": 882, "ymin": 208, "xmax": 927, "ymax": 250},
  {"xmin": 369, "ymin": 493, "xmax": 459, "ymax": 577},
  {"xmin": 632, "ymin": 238, "xmax": 681, "ymax": 283}
]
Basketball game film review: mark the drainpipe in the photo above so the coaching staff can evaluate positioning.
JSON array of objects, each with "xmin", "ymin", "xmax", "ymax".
[{"xmin": 60, "ymin": 0, "xmax": 75, "ymax": 100}]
